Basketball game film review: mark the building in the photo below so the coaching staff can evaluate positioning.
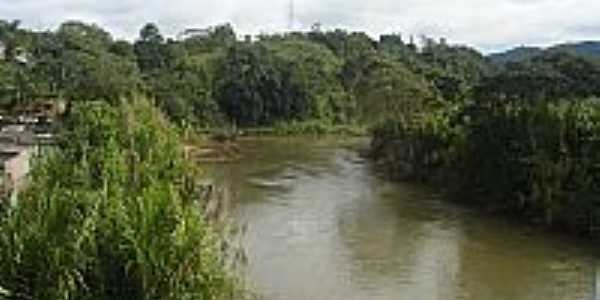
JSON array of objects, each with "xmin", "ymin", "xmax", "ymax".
[
  {"xmin": 0, "ymin": 96, "xmax": 61, "ymax": 203},
  {"xmin": 14, "ymin": 47, "xmax": 29, "ymax": 64},
  {"xmin": 0, "ymin": 126, "xmax": 37, "ymax": 203},
  {"xmin": 177, "ymin": 28, "xmax": 211, "ymax": 41},
  {"xmin": 0, "ymin": 41, "xmax": 6, "ymax": 60},
  {"xmin": 9, "ymin": 97, "xmax": 66, "ymax": 126},
  {"xmin": 0, "ymin": 144, "xmax": 33, "ymax": 196}
]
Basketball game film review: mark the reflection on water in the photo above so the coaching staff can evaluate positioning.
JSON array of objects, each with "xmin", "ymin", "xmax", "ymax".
[{"xmin": 206, "ymin": 137, "xmax": 598, "ymax": 300}]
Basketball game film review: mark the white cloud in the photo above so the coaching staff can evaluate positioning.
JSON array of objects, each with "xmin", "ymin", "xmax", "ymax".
[{"xmin": 0, "ymin": 0, "xmax": 599, "ymax": 52}]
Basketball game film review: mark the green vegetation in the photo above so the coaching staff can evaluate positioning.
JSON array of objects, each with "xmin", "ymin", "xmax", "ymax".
[
  {"xmin": 371, "ymin": 51, "xmax": 600, "ymax": 234},
  {"xmin": 0, "ymin": 20, "xmax": 489, "ymax": 133},
  {"xmin": 0, "ymin": 98, "xmax": 238, "ymax": 299},
  {"xmin": 489, "ymin": 41, "xmax": 600, "ymax": 65},
  {"xmin": 2, "ymin": 17, "xmax": 600, "ymax": 294}
]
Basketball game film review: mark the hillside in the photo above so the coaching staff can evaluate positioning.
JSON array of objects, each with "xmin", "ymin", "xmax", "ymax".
[{"xmin": 489, "ymin": 41, "xmax": 600, "ymax": 64}]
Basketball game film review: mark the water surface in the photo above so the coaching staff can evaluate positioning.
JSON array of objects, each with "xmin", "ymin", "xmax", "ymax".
[{"xmin": 207, "ymin": 137, "xmax": 598, "ymax": 300}]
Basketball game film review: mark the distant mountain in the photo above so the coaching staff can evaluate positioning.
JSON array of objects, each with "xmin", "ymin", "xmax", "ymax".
[
  {"xmin": 488, "ymin": 46, "xmax": 543, "ymax": 64},
  {"xmin": 549, "ymin": 41, "xmax": 600, "ymax": 57},
  {"xmin": 488, "ymin": 41, "xmax": 600, "ymax": 64}
]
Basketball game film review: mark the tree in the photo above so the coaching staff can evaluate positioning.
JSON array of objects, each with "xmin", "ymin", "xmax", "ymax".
[
  {"xmin": 308, "ymin": 29, "xmax": 375, "ymax": 60},
  {"xmin": 0, "ymin": 62, "xmax": 19, "ymax": 107},
  {"xmin": 210, "ymin": 24, "xmax": 236, "ymax": 45},
  {"xmin": 344, "ymin": 53, "xmax": 436, "ymax": 122},
  {"xmin": 217, "ymin": 40, "xmax": 348, "ymax": 126},
  {"xmin": 64, "ymin": 52, "xmax": 141, "ymax": 102},
  {"xmin": 110, "ymin": 40, "xmax": 136, "ymax": 60},
  {"xmin": 267, "ymin": 40, "xmax": 348, "ymax": 121},
  {"xmin": 473, "ymin": 52, "xmax": 600, "ymax": 105},
  {"xmin": 23, "ymin": 21, "xmax": 143, "ymax": 104},
  {"xmin": 57, "ymin": 21, "xmax": 113, "ymax": 54},
  {"xmin": 152, "ymin": 51, "xmax": 224, "ymax": 126},
  {"xmin": 134, "ymin": 23, "xmax": 167, "ymax": 73}
]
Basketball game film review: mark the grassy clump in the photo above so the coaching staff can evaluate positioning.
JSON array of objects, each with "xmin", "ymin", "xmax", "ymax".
[{"xmin": 0, "ymin": 98, "xmax": 238, "ymax": 299}]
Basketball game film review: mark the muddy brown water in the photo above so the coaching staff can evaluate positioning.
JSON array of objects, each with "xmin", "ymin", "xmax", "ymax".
[{"xmin": 206, "ymin": 137, "xmax": 599, "ymax": 300}]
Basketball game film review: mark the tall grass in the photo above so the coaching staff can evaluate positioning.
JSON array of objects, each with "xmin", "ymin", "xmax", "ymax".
[{"xmin": 0, "ymin": 97, "xmax": 238, "ymax": 299}]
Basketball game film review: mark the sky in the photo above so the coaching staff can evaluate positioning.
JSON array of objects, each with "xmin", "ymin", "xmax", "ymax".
[{"xmin": 0, "ymin": 0, "xmax": 599, "ymax": 53}]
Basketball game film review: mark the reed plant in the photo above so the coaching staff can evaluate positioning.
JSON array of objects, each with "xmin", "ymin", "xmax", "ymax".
[{"xmin": 0, "ymin": 97, "xmax": 238, "ymax": 299}]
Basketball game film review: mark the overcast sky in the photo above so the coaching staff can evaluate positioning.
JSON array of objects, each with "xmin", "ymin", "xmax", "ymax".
[{"xmin": 0, "ymin": 0, "xmax": 599, "ymax": 53}]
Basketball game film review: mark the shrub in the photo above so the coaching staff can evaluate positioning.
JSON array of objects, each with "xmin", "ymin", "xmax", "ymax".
[{"xmin": 0, "ymin": 97, "xmax": 237, "ymax": 300}]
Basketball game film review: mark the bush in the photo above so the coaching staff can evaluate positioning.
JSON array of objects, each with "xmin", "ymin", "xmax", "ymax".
[
  {"xmin": 370, "ymin": 98, "xmax": 600, "ymax": 233},
  {"xmin": 370, "ymin": 105, "xmax": 463, "ymax": 180},
  {"xmin": 0, "ymin": 97, "xmax": 237, "ymax": 299}
]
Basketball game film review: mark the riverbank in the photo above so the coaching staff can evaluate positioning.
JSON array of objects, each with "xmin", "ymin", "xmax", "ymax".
[
  {"xmin": 369, "ymin": 100, "xmax": 600, "ymax": 238},
  {"xmin": 0, "ymin": 98, "xmax": 244, "ymax": 299},
  {"xmin": 196, "ymin": 122, "xmax": 368, "ymax": 138},
  {"xmin": 187, "ymin": 122, "xmax": 367, "ymax": 163}
]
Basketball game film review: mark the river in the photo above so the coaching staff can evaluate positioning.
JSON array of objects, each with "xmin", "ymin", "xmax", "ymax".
[{"xmin": 207, "ymin": 137, "xmax": 599, "ymax": 300}]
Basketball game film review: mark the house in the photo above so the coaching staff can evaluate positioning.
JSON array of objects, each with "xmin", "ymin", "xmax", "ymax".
[
  {"xmin": 10, "ymin": 96, "xmax": 66, "ymax": 126},
  {"xmin": 0, "ymin": 144, "xmax": 34, "ymax": 204},
  {"xmin": 14, "ymin": 47, "xmax": 29, "ymax": 64},
  {"xmin": 178, "ymin": 28, "xmax": 211, "ymax": 41},
  {"xmin": 0, "ymin": 125, "xmax": 38, "ymax": 203},
  {"xmin": 0, "ymin": 41, "xmax": 5, "ymax": 60},
  {"xmin": 0, "ymin": 144, "xmax": 33, "ymax": 195}
]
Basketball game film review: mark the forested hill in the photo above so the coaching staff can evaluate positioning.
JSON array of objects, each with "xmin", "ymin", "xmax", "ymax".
[
  {"xmin": 3, "ymin": 19, "xmax": 600, "ymax": 131},
  {"xmin": 489, "ymin": 41, "xmax": 600, "ymax": 64},
  {"xmin": 0, "ymin": 20, "xmax": 491, "ymax": 128},
  {"xmin": 488, "ymin": 46, "xmax": 543, "ymax": 65},
  {"xmin": 370, "ymin": 39, "xmax": 600, "ymax": 235}
]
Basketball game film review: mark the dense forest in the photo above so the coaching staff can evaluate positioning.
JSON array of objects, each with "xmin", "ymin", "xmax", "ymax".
[
  {"xmin": 370, "ymin": 43, "xmax": 600, "ymax": 234},
  {"xmin": 0, "ymin": 20, "xmax": 491, "ymax": 130}
]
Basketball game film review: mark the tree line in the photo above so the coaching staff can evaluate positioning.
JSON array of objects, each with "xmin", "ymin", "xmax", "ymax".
[
  {"xmin": 371, "ymin": 45, "xmax": 600, "ymax": 235},
  {"xmin": 4, "ymin": 18, "xmax": 600, "ymax": 235},
  {"xmin": 0, "ymin": 20, "xmax": 491, "ymax": 129}
]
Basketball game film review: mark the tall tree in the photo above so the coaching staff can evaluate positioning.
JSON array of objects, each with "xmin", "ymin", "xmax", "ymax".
[{"xmin": 134, "ymin": 23, "xmax": 167, "ymax": 73}]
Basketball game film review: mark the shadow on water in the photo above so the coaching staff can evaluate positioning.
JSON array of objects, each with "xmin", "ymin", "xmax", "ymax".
[{"xmin": 204, "ymin": 137, "xmax": 599, "ymax": 300}]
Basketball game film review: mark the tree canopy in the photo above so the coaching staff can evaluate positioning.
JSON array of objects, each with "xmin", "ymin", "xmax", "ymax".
[{"xmin": 3, "ymin": 19, "xmax": 600, "ymax": 129}]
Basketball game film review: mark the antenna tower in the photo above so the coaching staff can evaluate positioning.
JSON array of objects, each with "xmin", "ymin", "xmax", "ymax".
[{"xmin": 288, "ymin": 0, "xmax": 295, "ymax": 31}]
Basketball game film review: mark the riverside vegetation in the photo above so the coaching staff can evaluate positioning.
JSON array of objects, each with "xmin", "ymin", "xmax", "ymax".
[
  {"xmin": 0, "ymin": 21, "xmax": 454, "ymax": 132},
  {"xmin": 371, "ymin": 53, "xmax": 600, "ymax": 235},
  {"xmin": 0, "ymin": 98, "xmax": 240, "ymax": 299}
]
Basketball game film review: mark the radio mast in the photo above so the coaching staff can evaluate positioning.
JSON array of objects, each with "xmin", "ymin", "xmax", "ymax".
[{"xmin": 288, "ymin": 0, "xmax": 295, "ymax": 31}]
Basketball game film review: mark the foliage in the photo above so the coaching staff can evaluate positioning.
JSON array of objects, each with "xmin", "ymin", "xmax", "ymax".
[
  {"xmin": 370, "ymin": 104, "xmax": 463, "ymax": 180},
  {"xmin": 216, "ymin": 40, "xmax": 350, "ymax": 126},
  {"xmin": 460, "ymin": 100, "xmax": 600, "ymax": 229},
  {"xmin": 0, "ymin": 98, "xmax": 237, "ymax": 299},
  {"xmin": 135, "ymin": 23, "xmax": 167, "ymax": 73},
  {"xmin": 343, "ymin": 53, "xmax": 436, "ymax": 123},
  {"xmin": 150, "ymin": 51, "xmax": 225, "ymax": 127},
  {"xmin": 475, "ymin": 52, "xmax": 600, "ymax": 103},
  {"xmin": 369, "ymin": 34, "xmax": 600, "ymax": 234},
  {"xmin": 0, "ymin": 20, "xmax": 461, "ymax": 130},
  {"xmin": 371, "ymin": 97, "xmax": 600, "ymax": 234}
]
